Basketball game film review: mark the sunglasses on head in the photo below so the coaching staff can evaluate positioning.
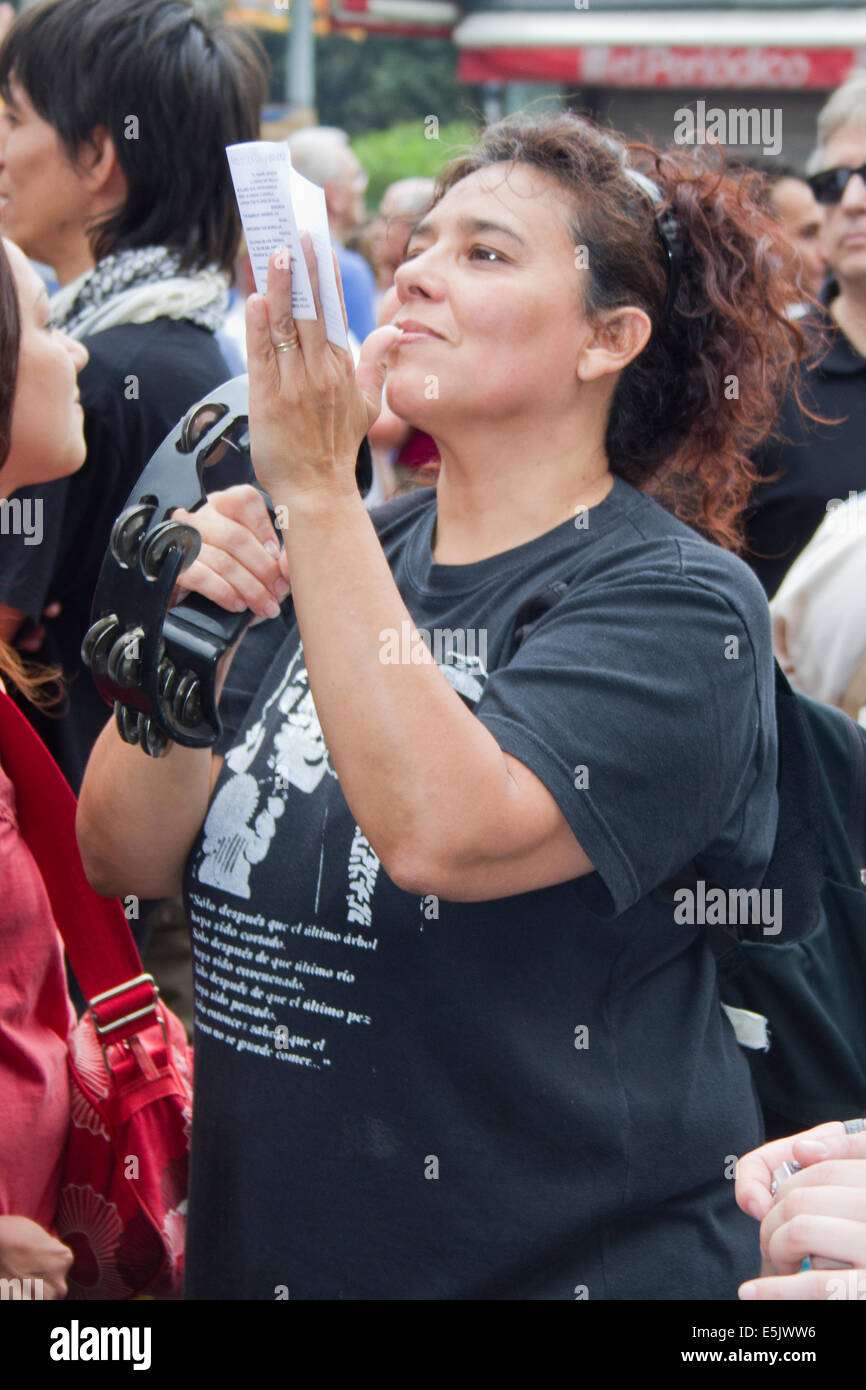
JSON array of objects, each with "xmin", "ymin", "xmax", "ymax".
[{"xmin": 807, "ymin": 164, "xmax": 866, "ymax": 204}]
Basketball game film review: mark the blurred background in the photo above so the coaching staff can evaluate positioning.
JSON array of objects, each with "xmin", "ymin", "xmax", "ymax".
[
  {"xmin": 1, "ymin": 0, "xmax": 853, "ymax": 203},
  {"xmin": 222, "ymin": 0, "xmax": 859, "ymax": 189}
]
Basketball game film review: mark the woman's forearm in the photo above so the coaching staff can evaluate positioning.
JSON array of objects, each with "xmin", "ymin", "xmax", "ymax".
[
  {"xmin": 277, "ymin": 486, "xmax": 522, "ymax": 891},
  {"xmin": 76, "ymin": 710, "xmax": 215, "ymax": 900}
]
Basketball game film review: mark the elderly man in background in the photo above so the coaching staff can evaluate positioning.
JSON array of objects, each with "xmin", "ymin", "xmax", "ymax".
[
  {"xmin": 366, "ymin": 177, "xmax": 437, "ymax": 497},
  {"xmin": 287, "ymin": 125, "xmax": 377, "ymax": 345},
  {"xmin": 744, "ymin": 74, "xmax": 866, "ymax": 597},
  {"xmin": 369, "ymin": 176, "xmax": 435, "ymax": 296}
]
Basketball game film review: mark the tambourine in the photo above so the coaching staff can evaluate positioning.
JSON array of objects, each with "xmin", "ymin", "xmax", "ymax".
[{"xmin": 81, "ymin": 373, "xmax": 372, "ymax": 757}]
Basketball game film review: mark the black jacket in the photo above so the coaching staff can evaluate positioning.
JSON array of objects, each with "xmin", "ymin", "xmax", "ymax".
[{"xmin": 744, "ymin": 281, "xmax": 866, "ymax": 599}]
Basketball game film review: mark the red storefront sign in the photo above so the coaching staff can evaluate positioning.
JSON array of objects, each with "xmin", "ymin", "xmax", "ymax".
[{"xmin": 458, "ymin": 45, "xmax": 859, "ymax": 88}]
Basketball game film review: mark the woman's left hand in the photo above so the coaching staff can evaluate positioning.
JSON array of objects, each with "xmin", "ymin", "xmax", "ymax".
[{"xmin": 246, "ymin": 237, "xmax": 402, "ymax": 505}]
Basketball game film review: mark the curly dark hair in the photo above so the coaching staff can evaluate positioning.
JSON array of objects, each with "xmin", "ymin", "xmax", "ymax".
[{"xmin": 432, "ymin": 112, "xmax": 807, "ymax": 550}]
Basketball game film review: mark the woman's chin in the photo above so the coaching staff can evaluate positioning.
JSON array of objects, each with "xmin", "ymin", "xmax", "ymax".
[
  {"xmin": 384, "ymin": 381, "xmax": 440, "ymax": 433},
  {"xmin": 50, "ymin": 444, "xmax": 88, "ymax": 486}
]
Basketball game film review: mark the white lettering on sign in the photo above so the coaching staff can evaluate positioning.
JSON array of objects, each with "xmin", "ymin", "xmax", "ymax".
[{"xmin": 580, "ymin": 46, "xmax": 842, "ymax": 89}]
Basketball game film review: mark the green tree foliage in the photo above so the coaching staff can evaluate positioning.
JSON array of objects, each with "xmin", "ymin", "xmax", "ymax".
[
  {"xmin": 315, "ymin": 34, "xmax": 485, "ymax": 137},
  {"xmin": 351, "ymin": 119, "xmax": 479, "ymax": 211}
]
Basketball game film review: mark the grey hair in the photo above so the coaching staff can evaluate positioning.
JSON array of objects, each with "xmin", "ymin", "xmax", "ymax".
[
  {"xmin": 807, "ymin": 73, "xmax": 866, "ymax": 174},
  {"xmin": 286, "ymin": 126, "xmax": 353, "ymax": 187},
  {"xmin": 381, "ymin": 177, "xmax": 436, "ymax": 219}
]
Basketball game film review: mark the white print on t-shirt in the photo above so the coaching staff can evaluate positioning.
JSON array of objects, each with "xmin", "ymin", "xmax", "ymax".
[
  {"xmin": 191, "ymin": 642, "xmax": 381, "ymax": 1071},
  {"xmin": 197, "ymin": 771, "xmax": 285, "ymax": 899},
  {"xmin": 436, "ymin": 646, "xmax": 488, "ymax": 707},
  {"xmin": 199, "ymin": 644, "xmax": 337, "ymax": 899},
  {"xmin": 346, "ymin": 824, "xmax": 381, "ymax": 927}
]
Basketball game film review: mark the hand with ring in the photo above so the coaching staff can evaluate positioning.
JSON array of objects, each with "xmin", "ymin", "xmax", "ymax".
[
  {"xmin": 736, "ymin": 1119, "xmax": 866, "ymax": 1299},
  {"xmin": 245, "ymin": 235, "xmax": 402, "ymax": 506}
]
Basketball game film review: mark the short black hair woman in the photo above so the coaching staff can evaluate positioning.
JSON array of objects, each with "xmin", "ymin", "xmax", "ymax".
[
  {"xmin": 0, "ymin": 234, "xmax": 88, "ymax": 1298},
  {"xmin": 0, "ymin": 0, "xmax": 267, "ymax": 794},
  {"xmin": 0, "ymin": 0, "xmax": 263, "ymax": 277},
  {"xmin": 78, "ymin": 112, "xmax": 805, "ymax": 1300}
]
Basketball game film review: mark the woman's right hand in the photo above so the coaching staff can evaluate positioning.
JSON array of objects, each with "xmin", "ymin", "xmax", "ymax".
[
  {"xmin": 170, "ymin": 484, "xmax": 291, "ymax": 621},
  {"xmin": 0, "ymin": 1215, "xmax": 74, "ymax": 1299}
]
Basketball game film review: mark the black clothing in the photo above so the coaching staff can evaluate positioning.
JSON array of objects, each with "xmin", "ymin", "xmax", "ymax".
[
  {"xmin": 183, "ymin": 477, "xmax": 777, "ymax": 1301},
  {"xmin": 0, "ymin": 318, "xmax": 231, "ymax": 791},
  {"xmin": 744, "ymin": 284, "xmax": 866, "ymax": 599}
]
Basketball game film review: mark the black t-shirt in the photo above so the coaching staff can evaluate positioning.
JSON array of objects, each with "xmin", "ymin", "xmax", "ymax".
[
  {"xmin": 0, "ymin": 318, "xmax": 231, "ymax": 790},
  {"xmin": 183, "ymin": 476, "xmax": 778, "ymax": 1301},
  {"xmin": 744, "ymin": 284, "xmax": 866, "ymax": 599}
]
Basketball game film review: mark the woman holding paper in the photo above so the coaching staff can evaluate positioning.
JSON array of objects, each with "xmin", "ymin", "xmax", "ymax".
[{"xmin": 78, "ymin": 112, "xmax": 805, "ymax": 1300}]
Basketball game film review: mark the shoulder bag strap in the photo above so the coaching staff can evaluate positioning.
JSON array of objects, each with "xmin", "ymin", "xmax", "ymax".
[{"xmin": 0, "ymin": 692, "xmax": 157, "ymax": 1037}]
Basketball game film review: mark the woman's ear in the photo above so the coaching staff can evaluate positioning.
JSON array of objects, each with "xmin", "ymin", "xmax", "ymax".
[{"xmin": 576, "ymin": 306, "xmax": 652, "ymax": 384}]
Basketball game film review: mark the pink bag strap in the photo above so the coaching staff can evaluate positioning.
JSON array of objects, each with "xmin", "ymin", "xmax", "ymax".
[{"xmin": 0, "ymin": 691, "xmax": 161, "ymax": 1042}]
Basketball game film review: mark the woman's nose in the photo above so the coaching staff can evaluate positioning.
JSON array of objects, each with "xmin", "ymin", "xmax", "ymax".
[
  {"xmin": 65, "ymin": 333, "xmax": 89, "ymax": 372},
  {"xmin": 394, "ymin": 250, "xmax": 443, "ymax": 301}
]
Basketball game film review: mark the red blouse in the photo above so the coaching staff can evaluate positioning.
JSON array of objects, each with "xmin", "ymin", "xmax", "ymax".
[{"xmin": 0, "ymin": 756, "xmax": 73, "ymax": 1229}]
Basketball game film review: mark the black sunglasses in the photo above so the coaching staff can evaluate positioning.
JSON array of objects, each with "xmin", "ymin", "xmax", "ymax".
[{"xmin": 807, "ymin": 164, "xmax": 866, "ymax": 205}]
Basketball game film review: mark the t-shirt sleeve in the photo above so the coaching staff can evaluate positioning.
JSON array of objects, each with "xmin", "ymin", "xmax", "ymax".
[{"xmin": 474, "ymin": 544, "xmax": 778, "ymax": 917}]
